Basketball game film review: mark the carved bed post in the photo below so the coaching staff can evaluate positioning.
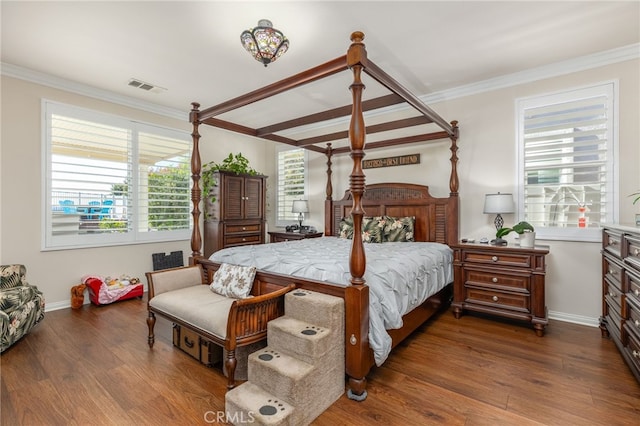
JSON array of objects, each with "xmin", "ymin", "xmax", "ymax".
[
  {"xmin": 189, "ymin": 102, "xmax": 203, "ymax": 258},
  {"xmin": 345, "ymin": 31, "xmax": 370, "ymax": 401},
  {"xmin": 324, "ymin": 143, "xmax": 334, "ymax": 236},
  {"xmin": 448, "ymin": 120, "xmax": 460, "ymax": 246}
]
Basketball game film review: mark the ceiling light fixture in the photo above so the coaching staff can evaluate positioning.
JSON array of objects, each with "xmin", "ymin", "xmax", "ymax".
[{"xmin": 240, "ymin": 19, "xmax": 289, "ymax": 67}]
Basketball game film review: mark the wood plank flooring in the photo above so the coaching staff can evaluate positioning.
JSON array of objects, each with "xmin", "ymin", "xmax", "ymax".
[{"xmin": 1, "ymin": 298, "xmax": 638, "ymax": 425}]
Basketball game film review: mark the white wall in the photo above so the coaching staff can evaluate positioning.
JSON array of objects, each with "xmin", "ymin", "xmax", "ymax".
[
  {"xmin": 301, "ymin": 58, "xmax": 639, "ymax": 326},
  {"xmin": 0, "ymin": 76, "xmax": 271, "ymax": 310}
]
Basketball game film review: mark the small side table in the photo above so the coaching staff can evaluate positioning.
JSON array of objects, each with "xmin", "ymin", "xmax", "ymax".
[
  {"xmin": 451, "ymin": 242, "xmax": 550, "ymax": 336},
  {"xmin": 268, "ymin": 231, "xmax": 323, "ymax": 243}
]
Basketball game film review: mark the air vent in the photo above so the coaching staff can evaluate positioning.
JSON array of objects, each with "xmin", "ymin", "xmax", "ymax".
[{"xmin": 127, "ymin": 78, "xmax": 166, "ymax": 93}]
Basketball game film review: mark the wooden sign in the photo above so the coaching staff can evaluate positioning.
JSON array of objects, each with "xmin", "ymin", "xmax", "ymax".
[{"xmin": 362, "ymin": 154, "xmax": 420, "ymax": 169}]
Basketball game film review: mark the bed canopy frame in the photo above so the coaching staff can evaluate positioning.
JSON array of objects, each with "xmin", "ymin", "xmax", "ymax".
[{"xmin": 188, "ymin": 31, "xmax": 459, "ymax": 400}]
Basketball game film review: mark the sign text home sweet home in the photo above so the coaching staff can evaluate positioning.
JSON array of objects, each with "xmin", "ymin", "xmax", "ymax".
[{"xmin": 362, "ymin": 154, "xmax": 420, "ymax": 169}]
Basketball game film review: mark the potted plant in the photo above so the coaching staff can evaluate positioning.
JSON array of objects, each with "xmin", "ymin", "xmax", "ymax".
[{"xmin": 495, "ymin": 221, "xmax": 535, "ymax": 247}]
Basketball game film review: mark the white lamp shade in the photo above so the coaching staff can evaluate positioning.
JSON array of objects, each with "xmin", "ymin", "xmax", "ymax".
[
  {"xmin": 291, "ymin": 200, "xmax": 309, "ymax": 214},
  {"xmin": 483, "ymin": 193, "xmax": 515, "ymax": 214}
]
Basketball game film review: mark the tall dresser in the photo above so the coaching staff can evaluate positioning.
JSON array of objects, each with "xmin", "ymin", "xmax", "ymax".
[
  {"xmin": 601, "ymin": 224, "xmax": 640, "ymax": 383},
  {"xmin": 203, "ymin": 171, "xmax": 267, "ymax": 258}
]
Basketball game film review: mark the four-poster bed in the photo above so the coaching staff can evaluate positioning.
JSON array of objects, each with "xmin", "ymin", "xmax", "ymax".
[{"xmin": 187, "ymin": 32, "xmax": 460, "ymax": 400}]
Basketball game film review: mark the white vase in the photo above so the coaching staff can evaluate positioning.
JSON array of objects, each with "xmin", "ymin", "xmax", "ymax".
[{"xmin": 520, "ymin": 231, "xmax": 536, "ymax": 248}]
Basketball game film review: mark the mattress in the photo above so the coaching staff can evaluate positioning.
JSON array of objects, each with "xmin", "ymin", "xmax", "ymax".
[{"xmin": 209, "ymin": 236, "xmax": 453, "ymax": 365}]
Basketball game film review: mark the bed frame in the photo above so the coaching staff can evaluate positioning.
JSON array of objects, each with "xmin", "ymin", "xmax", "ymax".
[{"xmin": 188, "ymin": 32, "xmax": 459, "ymax": 400}]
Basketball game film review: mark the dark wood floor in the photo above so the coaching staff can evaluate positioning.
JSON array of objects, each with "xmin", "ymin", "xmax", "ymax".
[{"xmin": 1, "ymin": 298, "xmax": 638, "ymax": 425}]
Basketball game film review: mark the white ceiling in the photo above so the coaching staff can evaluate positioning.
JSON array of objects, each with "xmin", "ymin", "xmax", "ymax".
[{"xmin": 2, "ymin": 1, "xmax": 639, "ymax": 123}]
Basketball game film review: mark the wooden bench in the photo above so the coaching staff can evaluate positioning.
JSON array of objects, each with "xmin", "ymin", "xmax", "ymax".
[{"xmin": 145, "ymin": 264, "xmax": 294, "ymax": 389}]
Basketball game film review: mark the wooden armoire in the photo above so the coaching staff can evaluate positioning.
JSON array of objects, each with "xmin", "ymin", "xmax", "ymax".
[{"xmin": 203, "ymin": 171, "xmax": 267, "ymax": 258}]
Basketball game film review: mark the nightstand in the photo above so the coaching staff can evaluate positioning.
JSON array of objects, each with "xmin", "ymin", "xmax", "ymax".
[
  {"xmin": 451, "ymin": 242, "xmax": 550, "ymax": 336},
  {"xmin": 268, "ymin": 231, "xmax": 323, "ymax": 243}
]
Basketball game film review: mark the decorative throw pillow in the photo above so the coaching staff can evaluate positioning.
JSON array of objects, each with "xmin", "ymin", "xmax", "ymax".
[
  {"xmin": 338, "ymin": 216, "xmax": 354, "ymax": 239},
  {"xmin": 338, "ymin": 216, "xmax": 384, "ymax": 243},
  {"xmin": 210, "ymin": 263, "xmax": 256, "ymax": 299},
  {"xmin": 361, "ymin": 216, "xmax": 384, "ymax": 243},
  {"xmin": 382, "ymin": 216, "xmax": 415, "ymax": 242}
]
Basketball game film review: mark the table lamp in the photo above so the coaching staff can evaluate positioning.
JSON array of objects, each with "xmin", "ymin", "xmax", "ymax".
[
  {"xmin": 291, "ymin": 200, "xmax": 309, "ymax": 230},
  {"xmin": 484, "ymin": 192, "xmax": 515, "ymax": 231}
]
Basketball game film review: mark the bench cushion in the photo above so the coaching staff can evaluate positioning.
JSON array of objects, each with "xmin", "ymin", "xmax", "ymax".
[{"xmin": 149, "ymin": 285, "xmax": 235, "ymax": 339}]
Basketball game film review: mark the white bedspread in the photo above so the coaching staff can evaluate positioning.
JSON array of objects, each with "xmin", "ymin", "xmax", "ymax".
[{"xmin": 209, "ymin": 236, "xmax": 453, "ymax": 365}]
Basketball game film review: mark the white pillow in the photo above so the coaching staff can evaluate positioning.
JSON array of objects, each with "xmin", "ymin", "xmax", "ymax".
[{"xmin": 210, "ymin": 263, "xmax": 256, "ymax": 299}]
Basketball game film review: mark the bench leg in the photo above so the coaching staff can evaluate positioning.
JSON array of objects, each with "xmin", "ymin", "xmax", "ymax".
[
  {"xmin": 225, "ymin": 349, "xmax": 237, "ymax": 390},
  {"xmin": 147, "ymin": 311, "xmax": 156, "ymax": 348}
]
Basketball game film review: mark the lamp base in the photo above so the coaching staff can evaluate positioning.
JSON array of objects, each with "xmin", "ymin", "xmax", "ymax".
[{"xmin": 491, "ymin": 238, "xmax": 508, "ymax": 246}]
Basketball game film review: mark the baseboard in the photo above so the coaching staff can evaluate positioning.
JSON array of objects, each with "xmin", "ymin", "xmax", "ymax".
[{"xmin": 548, "ymin": 310, "xmax": 600, "ymax": 328}]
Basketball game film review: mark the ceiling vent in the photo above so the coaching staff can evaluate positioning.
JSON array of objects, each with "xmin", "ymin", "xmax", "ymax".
[{"xmin": 127, "ymin": 78, "xmax": 166, "ymax": 94}]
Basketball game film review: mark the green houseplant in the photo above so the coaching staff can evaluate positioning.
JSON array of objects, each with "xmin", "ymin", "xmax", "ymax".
[{"xmin": 495, "ymin": 221, "xmax": 535, "ymax": 247}]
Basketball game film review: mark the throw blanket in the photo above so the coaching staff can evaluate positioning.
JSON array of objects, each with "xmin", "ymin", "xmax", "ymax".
[{"xmin": 210, "ymin": 236, "xmax": 453, "ymax": 365}]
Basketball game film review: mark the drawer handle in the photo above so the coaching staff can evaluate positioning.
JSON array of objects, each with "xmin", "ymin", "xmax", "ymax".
[
  {"xmin": 608, "ymin": 269, "xmax": 618, "ymax": 276},
  {"xmin": 635, "ymin": 289, "xmax": 640, "ymax": 297},
  {"xmin": 242, "ymin": 238, "xmax": 246, "ymax": 242},
  {"xmin": 609, "ymin": 240, "xmax": 619, "ymax": 246},
  {"xmin": 635, "ymin": 319, "xmax": 640, "ymax": 328},
  {"xmin": 492, "ymin": 277, "xmax": 498, "ymax": 283},
  {"xmin": 184, "ymin": 336, "xmax": 195, "ymax": 349},
  {"xmin": 492, "ymin": 256, "xmax": 498, "ymax": 262},
  {"xmin": 492, "ymin": 296, "xmax": 499, "ymax": 302},
  {"xmin": 242, "ymin": 227, "xmax": 247, "ymax": 230},
  {"xmin": 634, "ymin": 248, "xmax": 640, "ymax": 256},
  {"xmin": 609, "ymin": 291, "xmax": 616, "ymax": 297},
  {"xmin": 633, "ymin": 350, "xmax": 640, "ymax": 359}
]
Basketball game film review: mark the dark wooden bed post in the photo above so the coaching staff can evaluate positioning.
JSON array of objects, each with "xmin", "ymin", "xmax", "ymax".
[
  {"xmin": 189, "ymin": 102, "xmax": 203, "ymax": 259},
  {"xmin": 324, "ymin": 143, "xmax": 334, "ymax": 236},
  {"xmin": 345, "ymin": 31, "xmax": 370, "ymax": 402},
  {"xmin": 448, "ymin": 120, "xmax": 460, "ymax": 247}
]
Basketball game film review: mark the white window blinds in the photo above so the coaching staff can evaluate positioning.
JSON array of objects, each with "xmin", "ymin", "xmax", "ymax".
[
  {"xmin": 276, "ymin": 148, "xmax": 307, "ymax": 223},
  {"xmin": 517, "ymin": 82, "xmax": 616, "ymax": 241},
  {"xmin": 44, "ymin": 101, "xmax": 191, "ymax": 249}
]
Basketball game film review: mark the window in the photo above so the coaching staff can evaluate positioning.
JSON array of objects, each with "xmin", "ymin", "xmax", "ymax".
[
  {"xmin": 517, "ymin": 82, "xmax": 617, "ymax": 242},
  {"xmin": 275, "ymin": 147, "xmax": 307, "ymax": 225},
  {"xmin": 43, "ymin": 101, "xmax": 191, "ymax": 250}
]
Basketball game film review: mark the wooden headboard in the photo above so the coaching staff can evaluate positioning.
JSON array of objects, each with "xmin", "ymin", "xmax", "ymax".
[{"xmin": 327, "ymin": 182, "xmax": 459, "ymax": 246}]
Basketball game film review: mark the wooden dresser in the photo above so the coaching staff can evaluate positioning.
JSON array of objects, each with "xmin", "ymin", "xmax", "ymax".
[
  {"xmin": 268, "ymin": 231, "xmax": 323, "ymax": 243},
  {"xmin": 452, "ymin": 242, "xmax": 550, "ymax": 336},
  {"xmin": 203, "ymin": 171, "xmax": 267, "ymax": 258},
  {"xmin": 601, "ymin": 224, "xmax": 640, "ymax": 383}
]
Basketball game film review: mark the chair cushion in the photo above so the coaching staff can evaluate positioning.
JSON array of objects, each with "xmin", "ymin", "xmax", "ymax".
[
  {"xmin": 210, "ymin": 263, "xmax": 256, "ymax": 299},
  {"xmin": 149, "ymin": 285, "xmax": 234, "ymax": 339},
  {"xmin": 1, "ymin": 264, "xmax": 27, "ymax": 290}
]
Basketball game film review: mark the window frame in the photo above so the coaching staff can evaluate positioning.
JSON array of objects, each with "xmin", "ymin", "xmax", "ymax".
[
  {"xmin": 42, "ymin": 100, "xmax": 191, "ymax": 250},
  {"xmin": 515, "ymin": 81, "xmax": 618, "ymax": 242},
  {"xmin": 274, "ymin": 146, "xmax": 308, "ymax": 227}
]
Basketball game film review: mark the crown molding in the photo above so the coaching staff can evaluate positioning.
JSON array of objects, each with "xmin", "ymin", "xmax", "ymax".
[
  {"xmin": 1, "ymin": 62, "xmax": 187, "ymax": 121},
  {"xmin": 2, "ymin": 43, "xmax": 638, "ymax": 124},
  {"xmin": 421, "ymin": 43, "xmax": 640, "ymax": 104}
]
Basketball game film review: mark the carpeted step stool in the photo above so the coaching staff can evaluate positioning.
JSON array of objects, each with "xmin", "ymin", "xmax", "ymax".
[{"xmin": 225, "ymin": 289, "xmax": 345, "ymax": 425}]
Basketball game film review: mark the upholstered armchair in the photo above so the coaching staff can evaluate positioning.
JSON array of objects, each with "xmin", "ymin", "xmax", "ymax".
[{"xmin": 1, "ymin": 264, "xmax": 45, "ymax": 353}]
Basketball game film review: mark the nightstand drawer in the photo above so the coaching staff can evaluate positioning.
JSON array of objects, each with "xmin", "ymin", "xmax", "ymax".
[
  {"xmin": 464, "ymin": 287, "xmax": 529, "ymax": 313},
  {"xmin": 462, "ymin": 250, "xmax": 534, "ymax": 269},
  {"xmin": 464, "ymin": 268, "xmax": 530, "ymax": 291}
]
